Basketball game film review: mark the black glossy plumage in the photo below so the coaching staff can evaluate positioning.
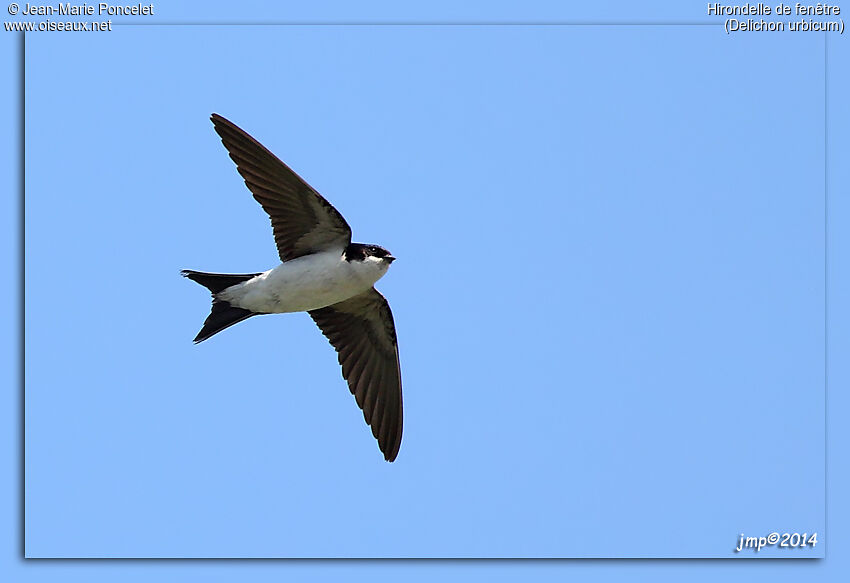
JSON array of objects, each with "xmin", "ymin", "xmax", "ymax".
[
  {"xmin": 193, "ymin": 300, "xmax": 257, "ymax": 344},
  {"xmin": 344, "ymin": 243, "xmax": 392, "ymax": 262},
  {"xmin": 181, "ymin": 269, "xmax": 261, "ymax": 294},
  {"xmin": 181, "ymin": 270, "xmax": 263, "ymax": 343}
]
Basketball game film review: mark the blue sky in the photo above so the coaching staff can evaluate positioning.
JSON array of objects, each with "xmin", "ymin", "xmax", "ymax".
[{"xmin": 3, "ymin": 0, "xmax": 850, "ymax": 580}]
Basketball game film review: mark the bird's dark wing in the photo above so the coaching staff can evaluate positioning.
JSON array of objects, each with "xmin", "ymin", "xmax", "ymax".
[
  {"xmin": 210, "ymin": 114, "xmax": 352, "ymax": 261},
  {"xmin": 309, "ymin": 288, "xmax": 403, "ymax": 461}
]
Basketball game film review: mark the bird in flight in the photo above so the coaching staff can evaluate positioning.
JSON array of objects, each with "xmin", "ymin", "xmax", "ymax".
[{"xmin": 182, "ymin": 114, "xmax": 403, "ymax": 462}]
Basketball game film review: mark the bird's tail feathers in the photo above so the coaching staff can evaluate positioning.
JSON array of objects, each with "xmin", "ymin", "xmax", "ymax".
[
  {"xmin": 181, "ymin": 269, "xmax": 261, "ymax": 294},
  {"xmin": 181, "ymin": 270, "xmax": 263, "ymax": 343}
]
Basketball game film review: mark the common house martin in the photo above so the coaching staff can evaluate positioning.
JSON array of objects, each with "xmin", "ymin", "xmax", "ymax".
[{"xmin": 183, "ymin": 114, "xmax": 403, "ymax": 462}]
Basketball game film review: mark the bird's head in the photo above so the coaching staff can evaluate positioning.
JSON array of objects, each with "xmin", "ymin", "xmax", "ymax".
[{"xmin": 345, "ymin": 243, "xmax": 396, "ymax": 268}]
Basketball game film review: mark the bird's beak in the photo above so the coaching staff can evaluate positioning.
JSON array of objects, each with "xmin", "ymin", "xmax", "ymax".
[{"xmin": 385, "ymin": 256, "xmax": 396, "ymax": 264}]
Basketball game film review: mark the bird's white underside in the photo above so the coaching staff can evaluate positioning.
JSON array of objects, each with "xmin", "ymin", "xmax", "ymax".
[{"xmin": 218, "ymin": 247, "xmax": 390, "ymax": 313}]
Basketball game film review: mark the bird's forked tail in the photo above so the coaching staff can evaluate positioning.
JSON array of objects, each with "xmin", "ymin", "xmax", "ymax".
[{"xmin": 181, "ymin": 269, "xmax": 263, "ymax": 343}]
